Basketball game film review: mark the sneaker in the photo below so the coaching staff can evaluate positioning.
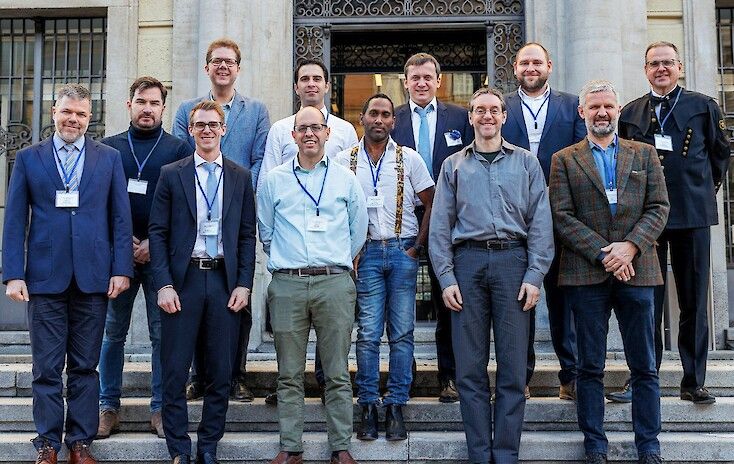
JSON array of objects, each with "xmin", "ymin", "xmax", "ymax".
[
  {"xmin": 605, "ymin": 381, "xmax": 632, "ymax": 403},
  {"xmin": 681, "ymin": 386, "xmax": 716, "ymax": 404},
  {"xmin": 438, "ymin": 379, "xmax": 459, "ymax": 403}
]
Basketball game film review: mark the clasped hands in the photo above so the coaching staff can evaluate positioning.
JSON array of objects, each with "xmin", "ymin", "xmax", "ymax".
[{"xmin": 601, "ymin": 241, "xmax": 638, "ymax": 282}]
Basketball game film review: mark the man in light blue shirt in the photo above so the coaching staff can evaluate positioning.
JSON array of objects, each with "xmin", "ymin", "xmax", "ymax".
[{"xmin": 258, "ymin": 106, "xmax": 367, "ymax": 464}]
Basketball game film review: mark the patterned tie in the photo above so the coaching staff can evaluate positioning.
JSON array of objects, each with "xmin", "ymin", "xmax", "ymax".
[
  {"xmin": 415, "ymin": 105, "xmax": 434, "ymax": 176},
  {"xmin": 204, "ymin": 162, "xmax": 220, "ymax": 258},
  {"xmin": 63, "ymin": 144, "xmax": 79, "ymax": 191}
]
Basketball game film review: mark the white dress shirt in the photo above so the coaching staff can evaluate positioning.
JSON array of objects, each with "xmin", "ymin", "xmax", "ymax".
[
  {"xmin": 192, "ymin": 152, "xmax": 224, "ymax": 258},
  {"xmin": 518, "ymin": 85, "xmax": 551, "ymax": 157},
  {"xmin": 409, "ymin": 97, "xmax": 438, "ymax": 159}
]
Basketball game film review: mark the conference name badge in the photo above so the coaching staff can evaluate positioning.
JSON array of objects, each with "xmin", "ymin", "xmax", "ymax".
[
  {"xmin": 307, "ymin": 216, "xmax": 327, "ymax": 232},
  {"xmin": 56, "ymin": 190, "xmax": 79, "ymax": 208},
  {"xmin": 366, "ymin": 195, "xmax": 384, "ymax": 208},
  {"xmin": 654, "ymin": 134, "xmax": 673, "ymax": 152},
  {"xmin": 127, "ymin": 178, "xmax": 148, "ymax": 195},
  {"xmin": 606, "ymin": 188, "xmax": 618, "ymax": 205},
  {"xmin": 199, "ymin": 220, "xmax": 219, "ymax": 236},
  {"xmin": 444, "ymin": 129, "xmax": 463, "ymax": 147}
]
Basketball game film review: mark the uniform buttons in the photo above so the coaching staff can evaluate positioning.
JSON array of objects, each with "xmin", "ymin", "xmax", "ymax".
[
  {"xmin": 651, "ymin": 118, "xmax": 657, "ymax": 123},
  {"xmin": 71, "ymin": 211, "xmax": 76, "ymax": 216},
  {"xmin": 659, "ymin": 155, "xmax": 664, "ymax": 160}
]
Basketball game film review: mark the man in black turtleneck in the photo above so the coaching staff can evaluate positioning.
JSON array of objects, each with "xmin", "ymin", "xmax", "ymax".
[{"xmin": 97, "ymin": 76, "xmax": 191, "ymax": 439}]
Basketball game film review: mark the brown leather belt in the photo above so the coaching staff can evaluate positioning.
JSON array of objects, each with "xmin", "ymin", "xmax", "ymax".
[
  {"xmin": 190, "ymin": 258, "xmax": 224, "ymax": 270},
  {"xmin": 276, "ymin": 266, "xmax": 349, "ymax": 277}
]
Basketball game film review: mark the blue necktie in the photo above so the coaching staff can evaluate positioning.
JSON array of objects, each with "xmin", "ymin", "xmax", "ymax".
[
  {"xmin": 204, "ymin": 162, "xmax": 220, "ymax": 258},
  {"xmin": 415, "ymin": 105, "xmax": 434, "ymax": 175},
  {"xmin": 63, "ymin": 144, "xmax": 79, "ymax": 191}
]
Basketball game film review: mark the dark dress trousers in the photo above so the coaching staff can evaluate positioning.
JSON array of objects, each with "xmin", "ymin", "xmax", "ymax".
[{"xmin": 148, "ymin": 155, "xmax": 256, "ymax": 458}]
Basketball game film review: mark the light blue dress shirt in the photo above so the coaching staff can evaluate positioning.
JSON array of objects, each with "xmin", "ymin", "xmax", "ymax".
[
  {"xmin": 52, "ymin": 133, "xmax": 86, "ymax": 187},
  {"xmin": 257, "ymin": 154, "xmax": 368, "ymax": 272},
  {"xmin": 589, "ymin": 134, "xmax": 618, "ymax": 216}
]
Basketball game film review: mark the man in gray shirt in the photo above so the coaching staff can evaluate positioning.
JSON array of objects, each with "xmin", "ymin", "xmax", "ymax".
[{"xmin": 429, "ymin": 87, "xmax": 554, "ymax": 464}]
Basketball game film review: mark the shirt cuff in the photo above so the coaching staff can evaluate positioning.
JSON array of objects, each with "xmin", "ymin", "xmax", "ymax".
[
  {"xmin": 437, "ymin": 271, "xmax": 458, "ymax": 291},
  {"xmin": 522, "ymin": 269, "xmax": 545, "ymax": 289}
]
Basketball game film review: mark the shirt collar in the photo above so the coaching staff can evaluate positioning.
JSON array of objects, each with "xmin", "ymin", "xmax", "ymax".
[
  {"xmin": 359, "ymin": 136, "xmax": 396, "ymax": 156},
  {"xmin": 409, "ymin": 97, "xmax": 437, "ymax": 115},
  {"xmin": 294, "ymin": 153, "xmax": 328, "ymax": 171},
  {"xmin": 53, "ymin": 133, "xmax": 85, "ymax": 152},
  {"xmin": 650, "ymin": 85, "xmax": 679, "ymax": 99},
  {"xmin": 464, "ymin": 138, "xmax": 515, "ymax": 159},
  {"xmin": 209, "ymin": 90, "xmax": 235, "ymax": 108},
  {"xmin": 518, "ymin": 84, "xmax": 551, "ymax": 101},
  {"xmin": 588, "ymin": 134, "xmax": 618, "ymax": 153},
  {"xmin": 194, "ymin": 152, "xmax": 223, "ymax": 168}
]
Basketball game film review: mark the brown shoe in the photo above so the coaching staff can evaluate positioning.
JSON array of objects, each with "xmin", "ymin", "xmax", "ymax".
[
  {"xmin": 186, "ymin": 379, "xmax": 204, "ymax": 401},
  {"xmin": 150, "ymin": 410, "xmax": 165, "ymax": 438},
  {"xmin": 438, "ymin": 379, "xmax": 459, "ymax": 403},
  {"xmin": 524, "ymin": 385, "xmax": 531, "ymax": 400},
  {"xmin": 67, "ymin": 442, "xmax": 97, "ymax": 464},
  {"xmin": 559, "ymin": 381, "xmax": 576, "ymax": 401},
  {"xmin": 96, "ymin": 409, "xmax": 119, "ymax": 439},
  {"xmin": 34, "ymin": 442, "xmax": 57, "ymax": 464},
  {"xmin": 269, "ymin": 451, "xmax": 303, "ymax": 464},
  {"xmin": 330, "ymin": 451, "xmax": 358, "ymax": 464}
]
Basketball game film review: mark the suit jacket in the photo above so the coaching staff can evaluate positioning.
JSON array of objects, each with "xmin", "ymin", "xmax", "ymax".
[
  {"xmin": 2, "ymin": 136, "xmax": 133, "ymax": 294},
  {"xmin": 391, "ymin": 100, "xmax": 474, "ymax": 180},
  {"xmin": 148, "ymin": 155, "xmax": 256, "ymax": 293},
  {"xmin": 619, "ymin": 87, "xmax": 729, "ymax": 229},
  {"xmin": 549, "ymin": 138, "xmax": 670, "ymax": 286},
  {"xmin": 503, "ymin": 89, "xmax": 587, "ymax": 182},
  {"xmin": 173, "ymin": 91, "xmax": 270, "ymax": 188}
]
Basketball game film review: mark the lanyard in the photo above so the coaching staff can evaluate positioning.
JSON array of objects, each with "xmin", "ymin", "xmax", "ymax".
[
  {"xmin": 194, "ymin": 164, "xmax": 224, "ymax": 220},
  {"xmin": 520, "ymin": 92, "xmax": 550, "ymax": 130},
  {"xmin": 654, "ymin": 87, "xmax": 682, "ymax": 134},
  {"xmin": 52, "ymin": 142, "xmax": 85, "ymax": 191},
  {"xmin": 127, "ymin": 129, "xmax": 163, "ymax": 179},
  {"xmin": 598, "ymin": 135, "xmax": 619, "ymax": 190},
  {"xmin": 364, "ymin": 147, "xmax": 386, "ymax": 196},
  {"xmin": 292, "ymin": 158, "xmax": 328, "ymax": 216}
]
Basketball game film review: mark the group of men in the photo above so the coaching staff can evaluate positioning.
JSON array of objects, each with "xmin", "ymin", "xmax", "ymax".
[{"xmin": 2, "ymin": 35, "xmax": 728, "ymax": 464}]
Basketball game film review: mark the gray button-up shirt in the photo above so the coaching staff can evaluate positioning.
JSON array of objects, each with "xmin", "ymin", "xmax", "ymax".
[{"xmin": 429, "ymin": 139, "xmax": 554, "ymax": 289}]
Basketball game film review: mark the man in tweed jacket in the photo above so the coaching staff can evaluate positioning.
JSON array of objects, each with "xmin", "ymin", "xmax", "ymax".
[{"xmin": 549, "ymin": 80, "xmax": 669, "ymax": 464}]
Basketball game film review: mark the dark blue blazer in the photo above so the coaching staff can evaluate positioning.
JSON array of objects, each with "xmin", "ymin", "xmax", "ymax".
[
  {"xmin": 148, "ymin": 155, "xmax": 256, "ymax": 293},
  {"xmin": 503, "ymin": 89, "xmax": 587, "ymax": 183},
  {"xmin": 391, "ymin": 100, "xmax": 474, "ymax": 180},
  {"xmin": 2, "ymin": 136, "xmax": 134, "ymax": 294}
]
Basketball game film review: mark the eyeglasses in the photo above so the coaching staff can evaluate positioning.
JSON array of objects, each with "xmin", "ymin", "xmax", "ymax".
[
  {"xmin": 472, "ymin": 107, "xmax": 504, "ymax": 116},
  {"xmin": 646, "ymin": 59, "xmax": 679, "ymax": 69},
  {"xmin": 294, "ymin": 124, "xmax": 328, "ymax": 134},
  {"xmin": 209, "ymin": 58, "xmax": 238, "ymax": 67},
  {"xmin": 191, "ymin": 121, "xmax": 223, "ymax": 131}
]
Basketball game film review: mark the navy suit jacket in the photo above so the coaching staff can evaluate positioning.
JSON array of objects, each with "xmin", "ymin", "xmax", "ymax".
[
  {"xmin": 148, "ymin": 156, "xmax": 256, "ymax": 293},
  {"xmin": 503, "ymin": 89, "xmax": 587, "ymax": 182},
  {"xmin": 391, "ymin": 100, "xmax": 474, "ymax": 180},
  {"xmin": 173, "ymin": 91, "xmax": 270, "ymax": 188},
  {"xmin": 2, "ymin": 136, "xmax": 133, "ymax": 294}
]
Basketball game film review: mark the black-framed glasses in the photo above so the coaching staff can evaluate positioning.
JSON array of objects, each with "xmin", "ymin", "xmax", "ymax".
[
  {"xmin": 209, "ymin": 58, "xmax": 238, "ymax": 67},
  {"xmin": 192, "ymin": 121, "xmax": 224, "ymax": 131},
  {"xmin": 294, "ymin": 124, "xmax": 328, "ymax": 133},
  {"xmin": 646, "ymin": 59, "xmax": 679, "ymax": 69}
]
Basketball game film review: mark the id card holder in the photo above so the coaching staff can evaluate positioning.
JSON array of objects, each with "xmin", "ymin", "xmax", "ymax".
[
  {"xmin": 654, "ymin": 133, "xmax": 673, "ymax": 151},
  {"xmin": 127, "ymin": 178, "xmax": 148, "ymax": 195},
  {"xmin": 199, "ymin": 220, "xmax": 219, "ymax": 236},
  {"xmin": 307, "ymin": 216, "xmax": 327, "ymax": 232},
  {"xmin": 366, "ymin": 195, "xmax": 384, "ymax": 208},
  {"xmin": 56, "ymin": 190, "xmax": 79, "ymax": 208},
  {"xmin": 606, "ymin": 188, "xmax": 618, "ymax": 205},
  {"xmin": 444, "ymin": 132, "xmax": 462, "ymax": 147}
]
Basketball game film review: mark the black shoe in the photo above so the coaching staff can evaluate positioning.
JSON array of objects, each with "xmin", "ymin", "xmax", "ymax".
[
  {"xmin": 185, "ymin": 380, "xmax": 204, "ymax": 401},
  {"xmin": 265, "ymin": 391, "xmax": 278, "ymax": 405},
  {"xmin": 438, "ymin": 379, "xmax": 459, "ymax": 403},
  {"xmin": 605, "ymin": 381, "xmax": 632, "ymax": 403},
  {"xmin": 681, "ymin": 386, "xmax": 716, "ymax": 404},
  {"xmin": 586, "ymin": 453, "xmax": 607, "ymax": 464},
  {"xmin": 385, "ymin": 404, "xmax": 407, "ymax": 441},
  {"xmin": 196, "ymin": 452, "xmax": 219, "ymax": 464},
  {"xmin": 639, "ymin": 453, "xmax": 663, "ymax": 464},
  {"xmin": 357, "ymin": 404, "xmax": 378, "ymax": 441},
  {"xmin": 172, "ymin": 455, "xmax": 190, "ymax": 464},
  {"xmin": 231, "ymin": 378, "xmax": 254, "ymax": 402}
]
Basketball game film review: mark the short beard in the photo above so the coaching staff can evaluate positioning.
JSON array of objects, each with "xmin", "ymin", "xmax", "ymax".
[
  {"xmin": 519, "ymin": 75, "xmax": 548, "ymax": 93},
  {"xmin": 588, "ymin": 119, "xmax": 617, "ymax": 137}
]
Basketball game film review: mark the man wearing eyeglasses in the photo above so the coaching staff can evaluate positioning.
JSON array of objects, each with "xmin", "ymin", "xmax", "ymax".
[
  {"xmin": 429, "ymin": 88, "xmax": 553, "ymax": 464},
  {"xmin": 173, "ymin": 37, "xmax": 269, "ymax": 404},
  {"xmin": 608, "ymin": 41, "xmax": 730, "ymax": 405},
  {"xmin": 258, "ymin": 106, "xmax": 367, "ymax": 464},
  {"xmin": 149, "ymin": 100, "xmax": 256, "ymax": 464}
]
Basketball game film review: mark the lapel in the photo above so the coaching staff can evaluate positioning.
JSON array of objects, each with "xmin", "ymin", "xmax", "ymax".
[
  {"xmin": 223, "ymin": 92, "xmax": 245, "ymax": 146},
  {"xmin": 395, "ymin": 104, "xmax": 415, "ymax": 147},
  {"xmin": 572, "ymin": 141, "xmax": 607, "ymax": 197},
  {"xmin": 627, "ymin": 94, "xmax": 653, "ymax": 134},
  {"xmin": 78, "ymin": 136, "xmax": 100, "ymax": 193},
  {"xmin": 541, "ymin": 90, "xmax": 561, "ymax": 140},
  {"xmin": 433, "ymin": 100, "xmax": 448, "ymax": 159},
  {"xmin": 221, "ymin": 159, "xmax": 237, "ymax": 220},
  {"xmin": 506, "ymin": 93, "xmax": 529, "ymax": 144},
  {"xmin": 177, "ymin": 156, "xmax": 197, "ymax": 221},
  {"xmin": 38, "ymin": 138, "xmax": 65, "ymax": 190},
  {"xmin": 614, "ymin": 139, "xmax": 635, "ymax": 198}
]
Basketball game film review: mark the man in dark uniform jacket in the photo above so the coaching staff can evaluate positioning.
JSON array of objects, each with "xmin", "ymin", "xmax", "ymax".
[{"xmin": 613, "ymin": 41, "xmax": 730, "ymax": 404}]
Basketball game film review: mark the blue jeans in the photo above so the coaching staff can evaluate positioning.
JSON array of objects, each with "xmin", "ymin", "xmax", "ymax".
[
  {"xmin": 565, "ymin": 280, "xmax": 661, "ymax": 457},
  {"xmin": 99, "ymin": 263, "xmax": 162, "ymax": 413},
  {"xmin": 355, "ymin": 238, "xmax": 418, "ymax": 406}
]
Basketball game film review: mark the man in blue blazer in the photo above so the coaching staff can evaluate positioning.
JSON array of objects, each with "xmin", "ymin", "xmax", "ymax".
[
  {"xmin": 503, "ymin": 43, "xmax": 586, "ymax": 401},
  {"xmin": 2, "ymin": 84, "xmax": 133, "ymax": 464},
  {"xmin": 391, "ymin": 53, "xmax": 474, "ymax": 403},
  {"xmin": 149, "ymin": 100, "xmax": 256, "ymax": 464},
  {"xmin": 172, "ymin": 38, "xmax": 268, "ymax": 402}
]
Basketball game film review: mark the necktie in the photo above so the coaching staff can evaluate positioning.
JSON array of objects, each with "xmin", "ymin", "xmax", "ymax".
[
  {"xmin": 658, "ymin": 99, "xmax": 671, "ymax": 124},
  {"xmin": 415, "ymin": 105, "xmax": 434, "ymax": 175},
  {"xmin": 63, "ymin": 144, "xmax": 79, "ymax": 191},
  {"xmin": 204, "ymin": 162, "xmax": 220, "ymax": 258}
]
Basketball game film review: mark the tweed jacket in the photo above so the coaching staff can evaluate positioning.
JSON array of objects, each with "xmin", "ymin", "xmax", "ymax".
[{"xmin": 549, "ymin": 138, "xmax": 670, "ymax": 286}]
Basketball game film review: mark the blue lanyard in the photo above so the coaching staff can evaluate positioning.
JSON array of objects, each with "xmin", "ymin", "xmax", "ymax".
[
  {"xmin": 520, "ymin": 92, "xmax": 550, "ymax": 130},
  {"xmin": 194, "ymin": 164, "xmax": 224, "ymax": 220},
  {"xmin": 654, "ymin": 87, "xmax": 682, "ymax": 134},
  {"xmin": 292, "ymin": 158, "xmax": 329, "ymax": 216},
  {"xmin": 52, "ymin": 142, "xmax": 85, "ymax": 191},
  {"xmin": 364, "ymin": 147, "xmax": 385, "ymax": 196},
  {"xmin": 599, "ymin": 136, "xmax": 619, "ymax": 190},
  {"xmin": 127, "ymin": 129, "xmax": 163, "ymax": 179}
]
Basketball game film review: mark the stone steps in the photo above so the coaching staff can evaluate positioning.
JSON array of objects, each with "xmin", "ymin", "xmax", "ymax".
[{"xmin": 1, "ymin": 431, "xmax": 733, "ymax": 463}]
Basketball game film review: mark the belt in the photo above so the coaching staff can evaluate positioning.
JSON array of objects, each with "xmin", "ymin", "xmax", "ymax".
[
  {"xmin": 458, "ymin": 239, "xmax": 526, "ymax": 250},
  {"xmin": 276, "ymin": 266, "xmax": 349, "ymax": 277},
  {"xmin": 190, "ymin": 258, "xmax": 224, "ymax": 270}
]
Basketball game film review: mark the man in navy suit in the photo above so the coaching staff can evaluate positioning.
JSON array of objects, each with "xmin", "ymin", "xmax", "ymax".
[
  {"xmin": 149, "ymin": 100, "xmax": 256, "ymax": 464},
  {"xmin": 2, "ymin": 83, "xmax": 133, "ymax": 464},
  {"xmin": 173, "ymin": 37, "xmax": 269, "ymax": 402},
  {"xmin": 503, "ymin": 42, "xmax": 586, "ymax": 401},
  {"xmin": 391, "ymin": 52, "xmax": 474, "ymax": 403}
]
